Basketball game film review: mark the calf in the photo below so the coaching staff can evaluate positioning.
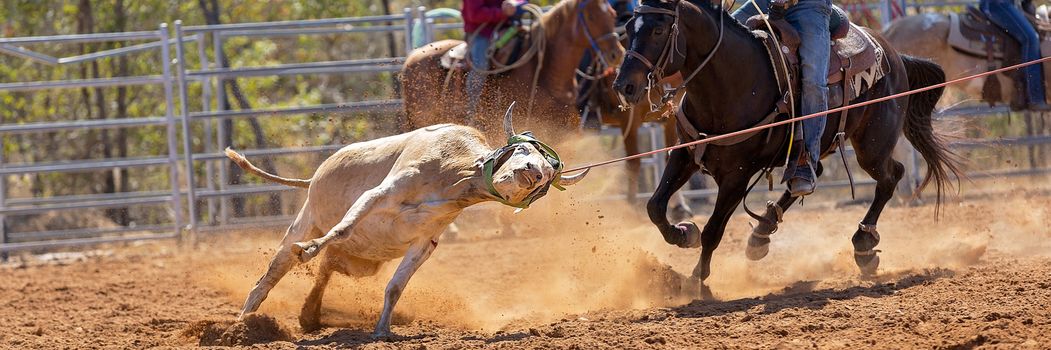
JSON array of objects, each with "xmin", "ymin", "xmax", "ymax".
[{"xmin": 230, "ymin": 104, "xmax": 587, "ymax": 338}]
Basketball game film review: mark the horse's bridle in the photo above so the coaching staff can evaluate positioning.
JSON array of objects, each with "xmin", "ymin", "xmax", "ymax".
[
  {"xmin": 624, "ymin": 0, "xmax": 726, "ymax": 111},
  {"xmin": 625, "ymin": 4, "xmax": 684, "ymax": 84},
  {"xmin": 577, "ymin": 0, "xmax": 623, "ymax": 78}
]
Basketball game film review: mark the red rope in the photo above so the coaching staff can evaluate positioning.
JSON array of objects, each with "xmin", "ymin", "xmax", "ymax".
[{"xmin": 563, "ymin": 55, "xmax": 1051, "ymax": 173}]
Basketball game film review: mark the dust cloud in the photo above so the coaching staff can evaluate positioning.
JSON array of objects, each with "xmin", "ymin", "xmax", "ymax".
[{"xmin": 190, "ymin": 135, "xmax": 1051, "ymax": 333}]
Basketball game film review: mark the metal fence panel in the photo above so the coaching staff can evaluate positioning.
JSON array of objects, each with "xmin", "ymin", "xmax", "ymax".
[
  {"xmin": 0, "ymin": 24, "xmax": 184, "ymax": 254},
  {"xmin": 0, "ymin": 1, "xmax": 1047, "ymax": 255}
]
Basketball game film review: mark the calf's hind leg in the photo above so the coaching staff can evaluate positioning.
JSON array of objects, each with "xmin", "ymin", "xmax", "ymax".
[
  {"xmin": 240, "ymin": 208, "xmax": 321, "ymax": 319},
  {"xmin": 300, "ymin": 252, "xmax": 383, "ymax": 332}
]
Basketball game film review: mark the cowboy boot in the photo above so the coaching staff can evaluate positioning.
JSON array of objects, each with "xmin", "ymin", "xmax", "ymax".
[{"xmin": 788, "ymin": 155, "xmax": 817, "ymax": 197}]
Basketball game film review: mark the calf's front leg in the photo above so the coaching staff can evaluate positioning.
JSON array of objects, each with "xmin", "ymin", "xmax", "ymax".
[
  {"xmin": 293, "ymin": 170, "xmax": 418, "ymax": 263},
  {"xmin": 373, "ymin": 239, "xmax": 437, "ymax": 339}
]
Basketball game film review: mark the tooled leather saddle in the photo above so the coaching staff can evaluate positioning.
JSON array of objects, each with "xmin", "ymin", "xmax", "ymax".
[
  {"xmin": 675, "ymin": 6, "xmax": 889, "ymax": 175},
  {"xmin": 744, "ymin": 6, "xmax": 888, "ymax": 115},
  {"xmin": 440, "ymin": 25, "xmax": 534, "ymax": 73}
]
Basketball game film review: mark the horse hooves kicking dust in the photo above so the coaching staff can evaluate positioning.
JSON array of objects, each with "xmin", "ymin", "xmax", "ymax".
[{"xmin": 613, "ymin": 0, "xmax": 964, "ymax": 298}]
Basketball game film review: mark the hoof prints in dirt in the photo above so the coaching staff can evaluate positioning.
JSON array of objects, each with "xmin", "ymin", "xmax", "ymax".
[{"xmin": 183, "ymin": 314, "xmax": 292, "ymax": 346}]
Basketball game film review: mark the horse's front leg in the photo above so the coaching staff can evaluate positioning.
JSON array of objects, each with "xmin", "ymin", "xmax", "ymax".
[
  {"xmin": 693, "ymin": 174, "xmax": 751, "ymax": 283},
  {"xmin": 647, "ymin": 148, "xmax": 701, "ymax": 248}
]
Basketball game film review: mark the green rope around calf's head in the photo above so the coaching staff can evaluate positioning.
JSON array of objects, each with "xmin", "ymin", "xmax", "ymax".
[{"xmin": 482, "ymin": 131, "xmax": 566, "ymax": 209}]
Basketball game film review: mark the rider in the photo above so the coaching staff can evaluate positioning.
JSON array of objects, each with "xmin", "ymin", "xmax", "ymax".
[
  {"xmin": 463, "ymin": 0, "xmax": 527, "ymax": 124},
  {"xmin": 732, "ymin": 0, "xmax": 832, "ymax": 197},
  {"xmin": 981, "ymin": 0, "xmax": 1050, "ymax": 111}
]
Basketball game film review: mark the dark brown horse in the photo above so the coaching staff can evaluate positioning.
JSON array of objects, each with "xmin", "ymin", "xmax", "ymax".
[
  {"xmin": 401, "ymin": 0, "xmax": 624, "ymax": 143},
  {"xmin": 613, "ymin": 0, "xmax": 963, "ymax": 293}
]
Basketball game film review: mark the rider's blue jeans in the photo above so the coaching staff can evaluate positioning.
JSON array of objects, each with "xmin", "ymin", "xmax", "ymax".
[
  {"xmin": 981, "ymin": 0, "xmax": 1047, "ymax": 106},
  {"xmin": 733, "ymin": 0, "xmax": 831, "ymax": 179},
  {"xmin": 466, "ymin": 35, "xmax": 492, "ymax": 121}
]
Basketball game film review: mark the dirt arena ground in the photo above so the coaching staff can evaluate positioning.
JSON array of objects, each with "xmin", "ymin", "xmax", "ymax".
[{"xmin": 2, "ymin": 183, "xmax": 1051, "ymax": 349}]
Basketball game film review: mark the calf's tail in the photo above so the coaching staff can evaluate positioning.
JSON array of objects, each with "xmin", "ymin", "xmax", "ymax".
[{"xmin": 225, "ymin": 148, "xmax": 311, "ymax": 188}]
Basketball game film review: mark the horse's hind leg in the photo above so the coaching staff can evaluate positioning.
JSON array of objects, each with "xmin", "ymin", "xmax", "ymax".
[
  {"xmin": 300, "ymin": 251, "xmax": 383, "ymax": 332},
  {"xmin": 745, "ymin": 163, "xmax": 825, "ymax": 260},
  {"xmin": 745, "ymin": 190, "xmax": 799, "ymax": 260},
  {"xmin": 851, "ymin": 129, "xmax": 906, "ymax": 276}
]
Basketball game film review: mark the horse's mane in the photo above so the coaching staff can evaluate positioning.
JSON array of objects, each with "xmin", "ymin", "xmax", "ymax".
[{"xmin": 678, "ymin": 0, "xmax": 757, "ymax": 40}]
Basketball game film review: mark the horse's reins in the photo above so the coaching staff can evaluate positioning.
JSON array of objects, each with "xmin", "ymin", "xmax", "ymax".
[{"xmin": 624, "ymin": 0, "xmax": 725, "ymax": 113}]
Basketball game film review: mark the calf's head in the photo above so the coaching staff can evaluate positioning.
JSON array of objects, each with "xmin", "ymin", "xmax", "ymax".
[{"xmin": 488, "ymin": 103, "xmax": 589, "ymax": 207}]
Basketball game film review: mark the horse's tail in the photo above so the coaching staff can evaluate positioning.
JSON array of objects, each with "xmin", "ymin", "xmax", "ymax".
[
  {"xmin": 225, "ymin": 148, "xmax": 311, "ymax": 188},
  {"xmin": 900, "ymin": 55, "xmax": 965, "ymax": 214}
]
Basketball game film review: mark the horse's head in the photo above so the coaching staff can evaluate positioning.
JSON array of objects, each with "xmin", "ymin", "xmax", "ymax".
[
  {"xmin": 571, "ymin": 0, "xmax": 626, "ymax": 71},
  {"xmin": 613, "ymin": 0, "xmax": 689, "ymax": 104}
]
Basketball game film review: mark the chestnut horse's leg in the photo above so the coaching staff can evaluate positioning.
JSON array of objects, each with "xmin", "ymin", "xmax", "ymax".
[{"xmin": 646, "ymin": 148, "xmax": 700, "ymax": 248}]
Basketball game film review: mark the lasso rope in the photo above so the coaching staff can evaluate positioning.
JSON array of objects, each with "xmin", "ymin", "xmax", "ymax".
[{"xmin": 561, "ymin": 55, "xmax": 1051, "ymax": 174}]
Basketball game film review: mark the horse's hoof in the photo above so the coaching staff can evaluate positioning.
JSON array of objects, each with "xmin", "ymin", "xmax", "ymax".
[
  {"xmin": 292, "ymin": 241, "xmax": 319, "ymax": 263},
  {"xmin": 699, "ymin": 283, "xmax": 716, "ymax": 301},
  {"xmin": 299, "ymin": 316, "xmax": 322, "ymax": 333},
  {"xmin": 675, "ymin": 222, "xmax": 701, "ymax": 248},
  {"xmin": 745, "ymin": 234, "xmax": 770, "ymax": 261},
  {"xmin": 681, "ymin": 276, "xmax": 702, "ymax": 294},
  {"xmin": 855, "ymin": 252, "xmax": 880, "ymax": 277},
  {"xmin": 682, "ymin": 276, "xmax": 715, "ymax": 301}
]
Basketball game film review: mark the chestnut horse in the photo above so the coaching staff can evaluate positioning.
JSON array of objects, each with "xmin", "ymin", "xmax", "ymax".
[{"xmin": 401, "ymin": 0, "xmax": 624, "ymax": 142}]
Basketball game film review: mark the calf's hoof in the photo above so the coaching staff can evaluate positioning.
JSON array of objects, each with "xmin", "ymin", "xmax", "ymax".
[
  {"xmin": 675, "ymin": 222, "xmax": 702, "ymax": 248},
  {"xmin": 292, "ymin": 240, "xmax": 320, "ymax": 263},
  {"xmin": 745, "ymin": 234, "xmax": 770, "ymax": 261}
]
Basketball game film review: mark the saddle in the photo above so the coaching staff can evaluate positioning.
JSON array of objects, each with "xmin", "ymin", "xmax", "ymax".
[
  {"xmin": 946, "ymin": 6, "xmax": 1045, "ymax": 107},
  {"xmin": 728, "ymin": 6, "xmax": 887, "ymax": 185},
  {"xmin": 440, "ymin": 25, "xmax": 533, "ymax": 73},
  {"xmin": 675, "ymin": 7, "xmax": 887, "ymax": 175},
  {"xmin": 746, "ymin": 5, "xmax": 887, "ymax": 111}
]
